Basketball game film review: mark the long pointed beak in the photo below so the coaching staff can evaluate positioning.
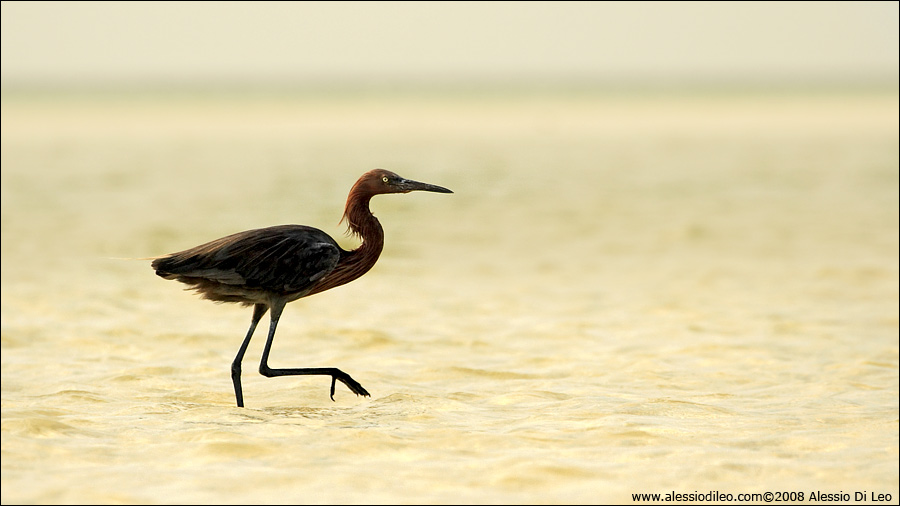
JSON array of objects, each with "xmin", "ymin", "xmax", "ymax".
[{"xmin": 399, "ymin": 178, "xmax": 453, "ymax": 194}]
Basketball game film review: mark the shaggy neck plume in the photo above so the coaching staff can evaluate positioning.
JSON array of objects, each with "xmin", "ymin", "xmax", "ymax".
[{"xmin": 310, "ymin": 184, "xmax": 384, "ymax": 295}]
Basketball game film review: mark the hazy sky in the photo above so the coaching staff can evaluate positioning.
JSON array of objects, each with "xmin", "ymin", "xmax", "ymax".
[{"xmin": 2, "ymin": 1, "xmax": 898, "ymax": 86}]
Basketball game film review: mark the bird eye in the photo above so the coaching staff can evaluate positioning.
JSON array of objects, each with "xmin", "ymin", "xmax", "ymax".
[{"xmin": 382, "ymin": 176, "xmax": 389, "ymax": 183}]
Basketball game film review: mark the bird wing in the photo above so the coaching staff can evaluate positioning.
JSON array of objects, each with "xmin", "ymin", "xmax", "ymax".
[{"xmin": 153, "ymin": 225, "xmax": 342, "ymax": 294}]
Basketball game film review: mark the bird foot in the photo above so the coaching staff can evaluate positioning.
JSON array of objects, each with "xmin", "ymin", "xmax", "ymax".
[{"xmin": 330, "ymin": 373, "xmax": 371, "ymax": 401}]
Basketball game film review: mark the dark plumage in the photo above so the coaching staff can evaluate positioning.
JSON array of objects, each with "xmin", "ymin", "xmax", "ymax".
[
  {"xmin": 151, "ymin": 169, "xmax": 452, "ymax": 407},
  {"xmin": 153, "ymin": 225, "xmax": 343, "ymax": 304}
]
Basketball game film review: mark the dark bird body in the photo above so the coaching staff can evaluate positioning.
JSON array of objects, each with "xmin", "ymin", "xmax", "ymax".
[{"xmin": 152, "ymin": 169, "xmax": 451, "ymax": 407}]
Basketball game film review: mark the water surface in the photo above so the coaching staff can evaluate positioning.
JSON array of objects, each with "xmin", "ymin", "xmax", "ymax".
[{"xmin": 2, "ymin": 90, "xmax": 898, "ymax": 503}]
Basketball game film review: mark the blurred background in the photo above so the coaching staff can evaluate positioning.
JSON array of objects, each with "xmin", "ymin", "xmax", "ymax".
[
  {"xmin": 2, "ymin": 1, "xmax": 898, "ymax": 87},
  {"xmin": 2, "ymin": 2, "xmax": 898, "ymax": 504}
]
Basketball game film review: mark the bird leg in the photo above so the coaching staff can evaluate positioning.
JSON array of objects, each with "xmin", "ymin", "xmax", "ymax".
[
  {"xmin": 257, "ymin": 300, "xmax": 371, "ymax": 401},
  {"xmin": 231, "ymin": 303, "xmax": 268, "ymax": 407}
]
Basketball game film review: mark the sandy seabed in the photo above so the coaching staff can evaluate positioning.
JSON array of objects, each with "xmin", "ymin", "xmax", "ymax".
[{"xmin": 2, "ymin": 89, "xmax": 898, "ymax": 503}]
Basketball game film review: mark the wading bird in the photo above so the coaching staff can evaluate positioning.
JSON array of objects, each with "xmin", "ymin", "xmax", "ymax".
[{"xmin": 151, "ymin": 169, "xmax": 452, "ymax": 407}]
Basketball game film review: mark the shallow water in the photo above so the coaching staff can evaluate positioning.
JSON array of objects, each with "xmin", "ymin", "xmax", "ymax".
[{"xmin": 2, "ymin": 90, "xmax": 898, "ymax": 504}]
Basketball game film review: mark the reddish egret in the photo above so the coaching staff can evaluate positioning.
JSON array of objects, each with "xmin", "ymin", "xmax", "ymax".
[{"xmin": 151, "ymin": 169, "xmax": 452, "ymax": 407}]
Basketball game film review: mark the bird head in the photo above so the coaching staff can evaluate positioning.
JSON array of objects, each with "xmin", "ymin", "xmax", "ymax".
[
  {"xmin": 357, "ymin": 169, "xmax": 453, "ymax": 196},
  {"xmin": 341, "ymin": 169, "xmax": 453, "ymax": 238}
]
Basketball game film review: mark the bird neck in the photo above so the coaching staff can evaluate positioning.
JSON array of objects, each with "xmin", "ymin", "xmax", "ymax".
[
  {"xmin": 309, "ymin": 193, "xmax": 384, "ymax": 297},
  {"xmin": 341, "ymin": 192, "xmax": 384, "ymax": 262}
]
